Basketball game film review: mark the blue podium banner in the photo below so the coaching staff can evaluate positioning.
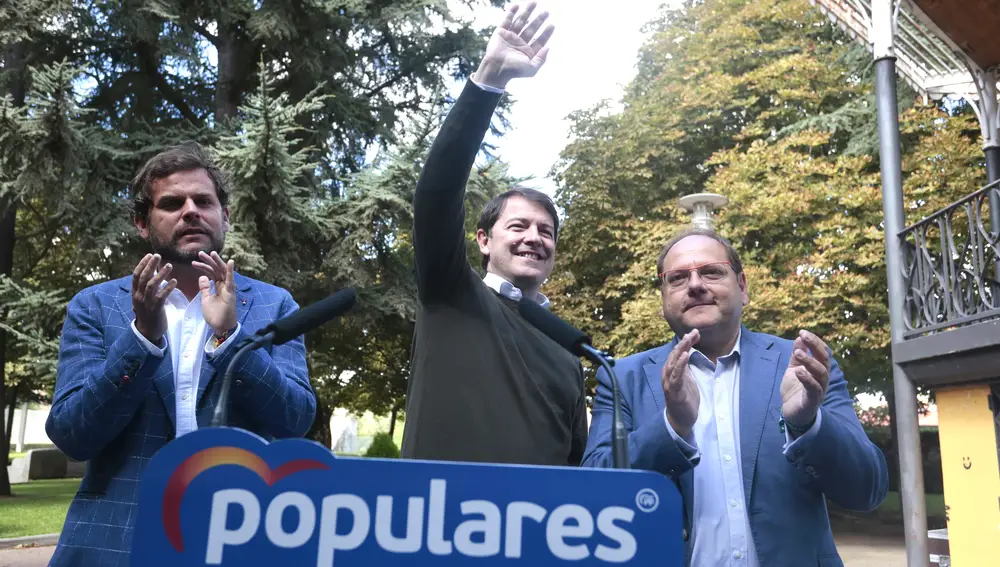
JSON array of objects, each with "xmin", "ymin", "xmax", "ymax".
[{"xmin": 131, "ymin": 427, "xmax": 683, "ymax": 565}]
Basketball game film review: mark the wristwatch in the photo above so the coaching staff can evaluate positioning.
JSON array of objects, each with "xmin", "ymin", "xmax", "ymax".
[{"xmin": 779, "ymin": 415, "xmax": 816, "ymax": 437}]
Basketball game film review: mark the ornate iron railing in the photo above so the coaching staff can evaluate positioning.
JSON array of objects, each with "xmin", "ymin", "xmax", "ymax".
[{"xmin": 899, "ymin": 179, "xmax": 1000, "ymax": 337}]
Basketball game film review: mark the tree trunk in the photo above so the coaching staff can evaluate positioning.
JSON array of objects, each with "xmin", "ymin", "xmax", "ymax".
[
  {"xmin": 308, "ymin": 401, "xmax": 331, "ymax": 449},
  {"xmin": 4, "ymin": 386, "xmax": 17, "ymax": 454},
  {"xmin": 389, "ymin": 406, "xmax": 399, "ymax": 437},
  {"xmin": 0, "ymin": 40, "xmax": 27, "ymax": 498},
  {"xmin": 215, "ymin": 19, "xmax": 239, "ymax": 124}
]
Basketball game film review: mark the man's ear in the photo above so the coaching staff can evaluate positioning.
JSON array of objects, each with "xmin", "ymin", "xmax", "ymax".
[
  {"xmin": 738, "ymin": 271, "xmax": 750, "ymax": 306},
  {"xmin": 134, "ymin": 214, "xmax": 149, "ymax": 240},
  {"xmin": 223, "ymin": 206, "xmax": 230, "ymax": 232},
  {"xmin": 476, "ymin": 228, "xmax": 490, "ymax": 256}
]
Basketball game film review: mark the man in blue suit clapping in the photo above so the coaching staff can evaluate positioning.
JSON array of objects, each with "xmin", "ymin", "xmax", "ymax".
[
  {"xmin": 45, "ymin": 142, "xmax": 317, "ymax": 566},
  {"xmin": 582, "ymin": 227, "xmax": 887, "ymax": 567}
]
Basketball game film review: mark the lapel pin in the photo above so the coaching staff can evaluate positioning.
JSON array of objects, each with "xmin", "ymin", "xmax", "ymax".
[{"xmin": 241, "ymin": 298, "xmax": 246, "ymax": 305}]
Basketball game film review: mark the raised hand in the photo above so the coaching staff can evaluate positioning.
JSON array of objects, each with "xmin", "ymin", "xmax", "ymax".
[
  {"xmin": 780, "ymin": 330, "xmax": 832, "ymax": 430},
  {"xmin": 132, "ymin": 254, "xmax": 176, "ymax": 344},
  {"xmin": 472, "ymin": 2, "xmax": 556, "ymax": 89},
  {"xmin": 662, "ymin": 329, "xmax": 702, "ymax": 439},
  {"xmin": 192, "ymin": 251, "xmax": 238, "ymax": 337}
]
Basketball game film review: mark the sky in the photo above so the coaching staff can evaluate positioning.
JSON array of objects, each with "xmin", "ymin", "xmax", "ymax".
[{"xmin": 452, "ymin": 0, "xmax": 677, "ymax": 196}]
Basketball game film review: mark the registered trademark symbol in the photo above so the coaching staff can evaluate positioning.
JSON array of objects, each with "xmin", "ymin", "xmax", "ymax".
[{"xmin": 635, "ymin": 489, "xmax": 659, "ymax": 513}]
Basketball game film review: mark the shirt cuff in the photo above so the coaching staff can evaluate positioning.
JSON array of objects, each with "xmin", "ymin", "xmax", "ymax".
[
  {"xmin": 205, "ymin": 323, "xmax": 242, "ymax": 358},
  {"xmin": 663, "ymin": 409, "xmax": 700, "ymax": 461},
  {"xmin": 782, "ymin": 408, "xmax": 822, "ymax": 453},
  {"xmin": 471, "ymin": 78, "xmax": 506, "ymax": 94},
  {"xmin": 131, "ymin": 320, "xmax": 166, "ymax": 357}
]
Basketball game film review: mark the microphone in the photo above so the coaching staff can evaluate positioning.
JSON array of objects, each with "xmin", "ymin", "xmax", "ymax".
[
  {"xmin": 517, "ymin": 298, "xmax": 629, "ymax": 470},
  {"xmin": 210, "ymin": 288, "xmax": 357, "ymax": 428}
]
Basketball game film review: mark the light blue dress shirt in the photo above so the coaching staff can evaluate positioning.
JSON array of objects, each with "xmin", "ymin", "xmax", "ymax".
[{"xmin": 664, "ymin": 330, "xmax": 822, "ymax": 566}]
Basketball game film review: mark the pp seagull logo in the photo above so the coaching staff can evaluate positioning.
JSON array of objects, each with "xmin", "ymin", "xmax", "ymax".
[{"xmin": 161, "ymin": 446, "xmax": 328, "ymax": 552}]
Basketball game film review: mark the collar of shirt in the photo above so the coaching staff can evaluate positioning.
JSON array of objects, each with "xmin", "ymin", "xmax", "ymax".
[
  {"xmin": 482, "ymin": 272, "xmax": 550, "ymax": 309},
  {"xmin": 676, "ymin": 327, "xmax": 743, "ymax": 370}
]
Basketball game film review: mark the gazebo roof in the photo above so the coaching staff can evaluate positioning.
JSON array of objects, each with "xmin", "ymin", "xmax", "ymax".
[{"xmin": 809, "ymin": 0, "xmax": 999, "ymax": 103}]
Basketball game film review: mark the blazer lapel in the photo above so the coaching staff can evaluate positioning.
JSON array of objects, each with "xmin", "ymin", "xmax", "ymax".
[
  {"xmin": 641, "ymin": 342, "xmax": 695, "ymax": 529},
  {"xmin": 738, "ymin": 328, "xmax": 780, "ymax": 509},
  {"xmin": 197, "ymin": 275, "xmax": 254, "ymax": 405},
  {"xmin": 116, "ymin": 278, "xmax": 177, "ymax": 430}
]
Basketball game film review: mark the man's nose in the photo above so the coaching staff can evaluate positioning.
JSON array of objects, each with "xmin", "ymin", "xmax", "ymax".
[
  {"xmin": 522, "ymin": 225, "xmax": 541, "ymax": 243},
  {"xmin": 686, "ymin": 270, "xmax": 708, "ymax": 292},
  {"xmin": 180, "ymin": 198, "xmax": 201, "ymax": 218}
]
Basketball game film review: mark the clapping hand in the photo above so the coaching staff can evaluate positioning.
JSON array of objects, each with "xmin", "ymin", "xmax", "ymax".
[
  {"xmin": 779, "ymin": 330, "xmax": 831, "ymax": 430},
  {"xmin": 192, "ymin": 251, "xmax": 238, "ymax": 337}
]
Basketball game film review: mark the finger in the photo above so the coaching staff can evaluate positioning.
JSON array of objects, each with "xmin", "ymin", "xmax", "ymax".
[
  {"xmin": 139, "ymin": 254, "xmax": 161, "ymax": 292},
  {"xmin": 795, "ymin": 367, "xmax": 824, "ymax": 398},
  {"xmin": 519, "ymin": 9, "xmax": 549, "ymax": 42},
  {"xmin": 226, "ymin": 259, "xmax": 235, "ymax": 292},
  {"xmin": 678, "ymin": 330, "xmax": 697, "ymax": 354},
  {"xmin": 200, "ymin": 250, "xmax": 226, "ymax": 274},
  {"xmin": 133, "ymin": 254, "xmax": 152, "ymax": 287},
  {"xmin": 199, "ymin": 275, "xmax": 212, "ymax": 299},
  {"xmin": 669, "ymin": 350, "xmax": 691, "ymax": 388},
  {"xmin": 155, "ymin": 279, "xmax": 178, "ymax": 301},
  {"xmin": 146, "ymin": 262, "xmax": 173, "ymax": 295},
  {"xmin": 794, "ymin": 349, "xmax": 828, "ymax": 387},
  {"xmin": 510, "ymin": 1, "xmax": 536, "ymax": 34},
  {"xmin": 530, "ymin": 24, "xmax": 555, "ymax": 53},
  {"xmin": 498, "ymin": 3, "xmax": 519, "ymax": 31},
  {"xmin": 799, "ymin": 330, "xmax": 830, "ymax": 369},
  {"xmin": 210, "ymin": 251, "xmax": 228, "ymax": 271},
  {"xmin": 191, "ymin": 261, "xmax": 220, "ymax": 280}
]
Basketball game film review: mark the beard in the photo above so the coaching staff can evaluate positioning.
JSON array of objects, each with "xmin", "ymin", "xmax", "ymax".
[{"xmin": 148, "ymin": 227, "xmax": 225, "ymax": 264}]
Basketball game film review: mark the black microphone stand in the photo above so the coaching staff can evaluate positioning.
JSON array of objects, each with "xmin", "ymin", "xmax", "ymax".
[
  {"xmin": 210, "ymin": 330, "xmax": 274, "ymax": 428},
  {"xmin": 578, "ymin": 344, "xmax": 629, "ymax": 470}
]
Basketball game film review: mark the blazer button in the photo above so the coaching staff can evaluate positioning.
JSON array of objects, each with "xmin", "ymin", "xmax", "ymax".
[
  {"xmin": 235, "ymin": 380, "xmax": 243, "ymax": 387},
  {"xmin": 682, "ymin": 528, "xmax": 688, "ymax": 541}
]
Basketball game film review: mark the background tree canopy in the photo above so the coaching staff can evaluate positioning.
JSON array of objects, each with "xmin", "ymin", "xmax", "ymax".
[
  {"xmin": 547, "ymin": 0, "xmax": 982, "ymax": 400},
  {"xmin": 0, "ymin": 0, "xmax": 987, "ymax": 498}
]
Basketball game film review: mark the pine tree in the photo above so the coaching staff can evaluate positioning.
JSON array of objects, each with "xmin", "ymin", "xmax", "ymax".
[{"xmin": 0, "ymin": 59, "xmax": 125, "ymax": 495}]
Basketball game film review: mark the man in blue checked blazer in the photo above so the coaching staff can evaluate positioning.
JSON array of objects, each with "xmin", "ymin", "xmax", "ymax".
[
  {"xmin": 582, "ymin": 228, "xmax": 888, "ymax": 567},
  {"xmin": 45, "ymin": 142, "xmax": 316, "ymax": 567}
]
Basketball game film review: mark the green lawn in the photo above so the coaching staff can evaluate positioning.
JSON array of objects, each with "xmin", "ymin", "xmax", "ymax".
[
  {"xmin": 0, "ymin": 478, "xmax": 80, "ymax": 539},
  {"xmin": 829, "ymin": 490, "xmax": 948, "ymax": 534}
]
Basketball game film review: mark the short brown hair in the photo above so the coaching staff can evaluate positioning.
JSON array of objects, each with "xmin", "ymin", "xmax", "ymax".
[
  {"xmin": 476, "ymin": 187, "xmax": 559, "ymax": 270},
  {"xmin": 656, "ymin": 227, "xmax": 744, "ymax": 277},
  {"xmin": 129, "ymin": 142, "xmax": 229, "ymax": 223}
]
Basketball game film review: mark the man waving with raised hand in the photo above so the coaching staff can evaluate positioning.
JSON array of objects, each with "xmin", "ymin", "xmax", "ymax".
[{"xmin": 401, "ymin": 2, "xmax": 589, "ymax": 467}]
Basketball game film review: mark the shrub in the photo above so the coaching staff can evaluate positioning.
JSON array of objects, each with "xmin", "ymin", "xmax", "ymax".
[{"xmin": 364, "ymin": 432, "xmax": 400, "ymax": 458}]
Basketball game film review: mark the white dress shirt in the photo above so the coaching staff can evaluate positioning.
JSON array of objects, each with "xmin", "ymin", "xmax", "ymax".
[
  {"xmin": 132, "ymin": 282, "xmax": 241, "ymax": 437},
  {"xmin": 664, "ymin": 330, "xmax": 822, "ymax": 566},
  {"xmin": 483, "ymin": 271, "xmax": 550, "ymax": 308}
]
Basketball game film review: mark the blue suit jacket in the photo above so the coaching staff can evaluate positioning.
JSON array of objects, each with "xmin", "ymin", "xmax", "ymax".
[
  {"xmin": 44, "ymin": 272, "xmax": 316, "ymax": 567},
  {"xmin": 581, "ymin": 327, "xmax": 888, "ymax": 567}
]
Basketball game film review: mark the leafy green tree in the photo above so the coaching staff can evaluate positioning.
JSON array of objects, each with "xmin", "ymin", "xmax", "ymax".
[{"xmin": 549, "ymin": 0, "xmax": 983, "ymax": 404}]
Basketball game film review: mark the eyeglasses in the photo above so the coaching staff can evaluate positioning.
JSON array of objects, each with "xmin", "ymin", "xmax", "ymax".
[{"xmin": 658, "ymin": 261, "xmax": 733, "ymax": 288}]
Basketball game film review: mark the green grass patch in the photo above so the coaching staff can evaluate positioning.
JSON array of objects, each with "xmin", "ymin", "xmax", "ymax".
[{"xmin": 0, "ymin": 478, "xmax": 80, "ymax": 539}]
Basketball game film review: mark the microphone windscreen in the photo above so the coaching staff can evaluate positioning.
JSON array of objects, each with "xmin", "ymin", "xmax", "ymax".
[
  {"xmin": 517, "ymin": 297, "xmax": 591, "ymax": 356},
  {"xmin": 266, "ymin": 288, "xmax": 357, "ymax": 346}
]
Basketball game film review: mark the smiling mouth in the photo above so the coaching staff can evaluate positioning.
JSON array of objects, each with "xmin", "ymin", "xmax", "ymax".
[
  {"xmin": 516, "ymin": 252, "xmax": 543, "ymax": 261},
  {"xmin": 686, "ymin": 302, "xmax": 715, "ymax": 311}
]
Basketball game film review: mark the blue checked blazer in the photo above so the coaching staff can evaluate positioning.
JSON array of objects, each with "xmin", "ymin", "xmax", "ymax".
[{"xmin": 44, "ymin": 272, "xmax": 316, "ymax": 567}]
